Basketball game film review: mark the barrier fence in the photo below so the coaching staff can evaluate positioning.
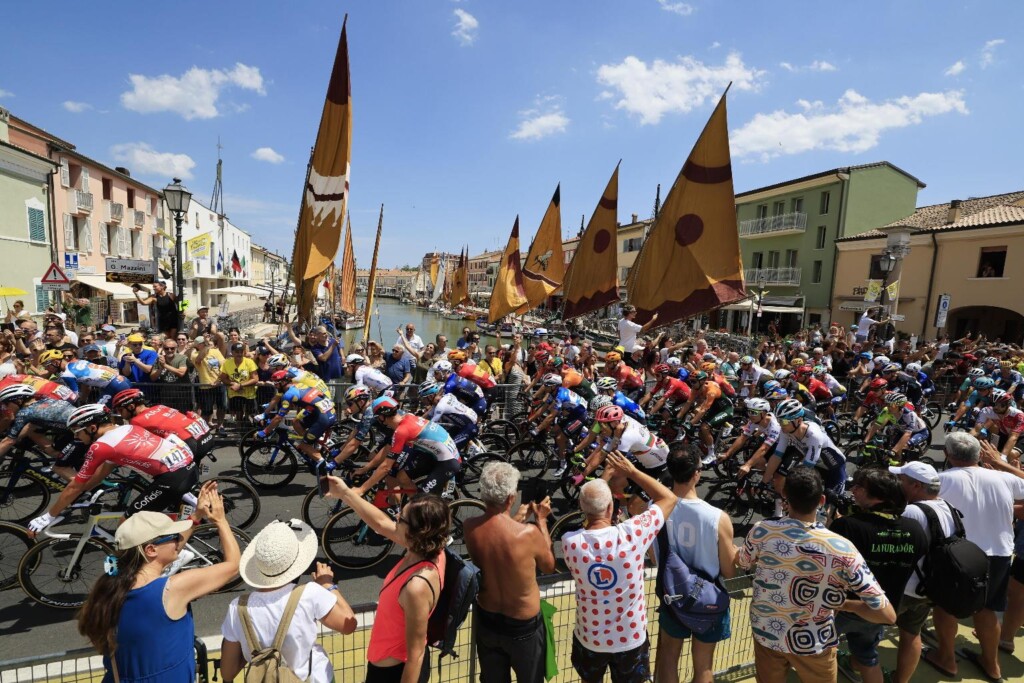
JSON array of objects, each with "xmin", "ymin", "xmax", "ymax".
[{"xmin": 0, "ymin": 572, "xmax": 757, "ymax": 683}]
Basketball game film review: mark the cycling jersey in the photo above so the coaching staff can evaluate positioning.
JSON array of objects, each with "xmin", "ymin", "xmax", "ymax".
[
  {"xmin": 75, "ymin": 425, "xmax": 194, "ymax": 483},
  {"xmin": 875, "ymin": 405, "xmax": 927, "ymax": 434},
  {"xmin": 977, "ymin": 406, "xmax": 1024, "ymax": 436},
  {"xmin": 695, "ymin": 381, "xmax": 725, "ymax": 412},
  {"xmin": 862, "ymin": 391, "xmax": 886, "ymax": 408},
  {"xmin": 389, "ymin": 413, "xmax": 459, "ymax": 462},
  {"xmin": 712, "ymin": 373, "xmax": 736, "ymax": 398},
  {"xmin": 60, "ymin": 360, "xmax": 131, "ymax": 395},
  {"xmin": 6, "ymin": 398, "xmax": 75, "ymax": 440},
  {"xmin": 456, "ymin": 361, "xmax": 496, "ymax": 391},
  {"xmin": 608, "ymin": 363, "xmax": 644, "ymax": 391},
  {"xmin": 601, "ymin": 415, "xmax": 668, "ymax": 470},
  {"xmin": 611, "ymin": 391, "xmax": 646, "ymax": 421},
  {"xmin": 741, "ymin": 414, "xmax": 782, "ymax": 448},
  {"xmin": 653, "ymin": 377, "xmax": 691, "ymax": 404},
  {"xmin": 129, "ymin": 405, "xmax": 211, "ymax": 442},
  {"xmin": 550, "ymin": 387, "xmax": 586, "ymax": 413},
  {"xmin": 428, "ymin": 393, "xmax": 479, "ymax": 425},
  {"xmin": 0, "ymin": 374, "xmax": 78, "ymax": 403},
  {"xmin": 964, "ymin": 389, "xmax": 994, "ymax": 410},
  {"xmin": 289, "ymin": 370, "xmax": 332, "ymax": 399},
  {"xmin": 774, "ymin": 422, "xmax": 844, "ymax": 474},
  {"xmin": 351, "ymin": 403, "xmax": 375, "ymax": 442},
  {"xmin": 443, "ymin": 374, "xmax": 486, "ymax": 411},
  {"xmin": 805, "ymin": 377, "xmax": 833, "ymax": 402},
  {"xmin": 560, "ymin": 368, "xmax": 595, "ymax": 400},
  {"xmin": 789, "ymin": 382, "xmax": 816, "ymax": 406},
  {"xmin": 278, "ymin": 385, "xmax": 336, "ymax": 418},
  {"xmin": 820, "ymin": 373, "xmax": 846, "ymax": 395},
  {"xmin": 739, "ymin": 366, "xmax": 773, "ymax": 397},
  {"xmin": 355, "ymin": 365, "xmax": 393, "ymax": 393}
]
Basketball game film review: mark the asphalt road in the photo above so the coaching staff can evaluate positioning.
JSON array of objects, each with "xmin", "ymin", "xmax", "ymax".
[{"xmin": 0, "ymin": 425, "xmax": 950, "ymax": 662}]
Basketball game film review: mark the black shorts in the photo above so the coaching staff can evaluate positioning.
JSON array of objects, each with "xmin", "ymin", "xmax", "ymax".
[
  {"xmin": 127, "ymin": 463, "xmax": 199, "ymax": 517},
  {"xmin": 197, "ymin": 386, "xmax": 226, "ymax": 415},
  {"xmin": 1010, "ymin": 554, "xmax": 1024, "ymax": 584},
  {"xmin": 398, "ymin": 451, "xmax": 461, "ymax": 496},
  {"xmin": 571, "ymin": 635, "xmax": 651, "ymax": 683},
  {"xmin": 185, "ymin": 432, "xmax": 215, "ymax": 464},
  {"xmin": 52, "ymin": 432, "xmax": 88, "ymax": 470},
  {"xmin": 228, "ymin": 395, "xmax": 257, "ymax": 415}
]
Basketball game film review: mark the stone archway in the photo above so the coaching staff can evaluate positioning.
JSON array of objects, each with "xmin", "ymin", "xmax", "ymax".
[{"xmin": 945, "ymin": 306, "xmax": 1024, "ymax": 344}]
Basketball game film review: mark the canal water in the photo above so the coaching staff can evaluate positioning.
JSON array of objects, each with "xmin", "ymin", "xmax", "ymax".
[{"xmin": 335, "ymin": 298, "xmax": 506, "ymax": 349}]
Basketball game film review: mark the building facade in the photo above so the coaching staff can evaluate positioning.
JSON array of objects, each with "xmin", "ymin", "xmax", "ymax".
[
  {"xmin": 833, "ymin": 191, "xmax": 1024, "ymax": 342},
  {"xmin": 733, "ymin": 162, "xmax": 923, "ymax": 332},
  {"xmin": 467, "ymin": 249, "xmax": 501, "ymax": 295},
  {"xmin": 176, "ymin": 198, "xmax": 252, "ymax": 313},
  {"xmin": 0, "ymin": 108, "xmax": 58, "ymax": 313},
  {"xmin": 250, "ymin": 244, "xmax": 287, "ymax": 289}
]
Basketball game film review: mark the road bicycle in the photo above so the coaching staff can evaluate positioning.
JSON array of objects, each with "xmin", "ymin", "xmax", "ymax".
[{"xmin": 0, "ymin": 521, "xmax": 34, "ymax": 590}]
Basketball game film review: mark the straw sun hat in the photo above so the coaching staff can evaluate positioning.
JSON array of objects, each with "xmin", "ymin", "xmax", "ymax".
[{"xmin": 239, "ymin": 519, "xmax": 319, "ymax": 589}]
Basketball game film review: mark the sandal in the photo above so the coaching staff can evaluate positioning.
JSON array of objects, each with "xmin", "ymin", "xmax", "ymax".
[
  {"xmin": 961, "ymin": 648, "xmax": 1003, "ymax": 683},
  {"xmin": 919, "ymin": 646, "xmax": 957, "ymax": 678}
]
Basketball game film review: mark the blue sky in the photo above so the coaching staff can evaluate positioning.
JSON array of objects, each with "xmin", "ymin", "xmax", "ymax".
[{"xmin": 1, "ymin": 1, "xmax": 1020, "ymax": 268}]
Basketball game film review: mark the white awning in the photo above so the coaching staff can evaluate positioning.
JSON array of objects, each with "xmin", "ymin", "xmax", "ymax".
[
  {"xmin": 73, "ymin": 274, "xmax": 138, "ymax": 300},
  {"xmin": 720, "ymin": 302, "xmax": 804, "ymax": 314},
  {"xmin": 206, "ymin": 285, "xmax": 267, "ymax": 296}
]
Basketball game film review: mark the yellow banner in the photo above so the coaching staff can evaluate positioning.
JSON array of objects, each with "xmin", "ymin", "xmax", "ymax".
[
  {"xmin": 188, "ymin": 233, "xmax": 212, "ymax": 258},
  {"xmin": 182, "ymin": 261, "xmax": 195, "ymax": 278},
  {"xmin": 886, "ymin": 279, "xmax": 900, "ymax": 300},
  {"xmin": 864, "ymin": 280, "xmax": 882, "ymax": 302}
]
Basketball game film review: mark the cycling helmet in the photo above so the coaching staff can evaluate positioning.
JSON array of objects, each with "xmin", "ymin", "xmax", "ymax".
[
  {"xmin": 812, "ymin": 365, "xmax": 827, "ymax": 377},
  {"xmin": 541, "ymin": 372, "xmax": 563, "ymax": 387},
  {"xmin": 790, "ymin": 359, "xmax": 806, "ymax": 368},
  {"xmin": 67, "ymin": 404, "xmax": 111, "ymax": 431},
  {"xmin": 868, "ymin": 378, "xmax": 889, "ymax": 391},
  {"xmin": 677, "ymin": 368, "xmax": 690, "ymax": 383},
  {"xmin": 984, "ymin": 356, "xmax": 999, "ymax": 367},
  {"xmin": 417, "ymin": 381, "xmax": 441, "ymax": 398},
  {"xmin": 447, "ymin": 350, "xmax": 468, "ymax": 363},
  {"xmin": 774, "ymin": 369, "xmax": 792, "ymax": 381},
  {"xmin": 534, "ymin": 350, "xmax": 550, "ymax": 365},
  {"xmin": 765, "ymin": 387, "xmax": 789, "ymax": 400},
  {"xmin": 666, "ymin": 356, "xmax": 682, "ymax": 368},
  {"xmin": 604, "ymin": 351, "xmax": 622, "ymax": 362},
  {"xmin": 0, "ymin": 384, "xmax": 36, "ymax": 403},
  {"xmin": 345, "ymin": 353, "xmax": 365, "ymax": 365},
  {"xmin": 345, "ymin": 385, "xmax": 371, "ymax": 402},
  {"xmin": 745, "ymin": 397, "xmax": 771, "ymax": 413},
  {"xmin": 595, "ymin": 377, "xmax": 618, "ymax": 391},
  {"xmin": 689, "ymin": 370, "xmax": 708, "ymax": 384},
  {"xmin": 589, "ymin": 395, "xmax": 613, "ymax": 411},
  {"xmin": 431, "ymin": 360, "xmax": 453, "ymax": 375},
  {"xmin": 885, "ymin": 392, "xmax": 908, "ymax": 406},
  {"xmin": 974, "ymin": 377, "xmax": 996, "ymax": 389},
  {"xmin": 270, "ymin": 370, "xmax": 290, "ymax": 383},
  {"xmin": 967, "ymin": 368, "xmax": 985, "ymax": 378},
  {"xmin": 371, "ymin": 395, "xmax": 400, "ymax": 418},
  {"xmin": 775, "ymin": 399, "xmax": 805, "ymax": 421},
  {"xmin": 905, "ymin": 362, "xmax": 922, "ymax": 374},
  {"xmin": 701, "ymin": 362, "xmax": 718, "ymax": 373},
  {"xmin": 549, "ymin": 356, "xmax": 564, "ymax": 369},
  {"xmin": 285, "ymin": 366, "xmax": 302, "ymax": 380},
  {"xmin": 794, "ymin": 365, "xmax": 812, "ymax": 377},
  {"xmin": 994, "ymin": 390, "xmax": 1013, "ymax": 406},
  {"xmin": 740, "ymin": 355, "xmax": 755, "ymax": 365},
  {"xmin": 963, "ymin": 353, "xmax": 978, "ymax": 362},
  {"xmin": 874, "ymin": 355, "xmax": 890, "ymax": 365},
  {"xmin": 882, "ymin": 363, "xmax": 901, "ymax": 374},
  {"xmin": 763, "ymin": 379, "xmax": 781, "ymax": 392},
  {"xmin": 267, "ymin": 354, "xmax": 290, "ymax": 370},
  {"xmin": 595, "ymin": 405, "xmax": 624, "ymax": 423},
  {"xmin": 38, "ymin": 349, "xmax": 65, "ymax": 365},
  {"xmin": 858, "ymin": 352, "xmax": 873, "ymax": 360},
  {"xmin": 111, "ymin": 388, "xmax": 145, "ymax": 410},
  {"xmin": 654, "ymin": 363, "xmax": 672, "ymax": 375}
]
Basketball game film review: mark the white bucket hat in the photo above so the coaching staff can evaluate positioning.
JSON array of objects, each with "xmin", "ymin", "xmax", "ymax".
[{"xmin": 239, "ymin": 519, "xmax": 319, "ymax": 589}]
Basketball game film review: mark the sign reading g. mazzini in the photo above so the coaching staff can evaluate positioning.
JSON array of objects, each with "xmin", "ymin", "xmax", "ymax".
[{"xmin": 105, "ymin": 258, "xmax": 157, "ymax": 284}]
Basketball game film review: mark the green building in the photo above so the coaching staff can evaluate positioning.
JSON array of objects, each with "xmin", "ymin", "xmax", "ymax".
[{"xmin": 732, "ymin": 162, "xmax": 923, "ymax": 333}]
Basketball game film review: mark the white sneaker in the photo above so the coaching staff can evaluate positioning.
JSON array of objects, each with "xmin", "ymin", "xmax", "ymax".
[
  {"xmin": 551, "ymin": 463, "xmax": 567, "ymax": 478},
  {"xmin": 701, "ymin": 453, "xmax": 716, "ymax": 466}
]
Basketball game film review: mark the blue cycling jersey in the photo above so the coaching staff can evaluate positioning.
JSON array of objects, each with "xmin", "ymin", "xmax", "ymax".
[
  {"xmin": 613, "ymin": 391, "xmax": 646, "ymax": 420},
  {"xmin": 964, "ymin": 389, "xmax": 993, "ymax": 410},
  {"xmin": 278, "ymin": 385, "xmax": 336, "ymax": 417},
  {"xmin": 444, "ymin": 375, "xmax": 484, "ymax": 402},
  {"xmin": 7, "ymin": 398, "xmax": 76, "ymax": 440}
]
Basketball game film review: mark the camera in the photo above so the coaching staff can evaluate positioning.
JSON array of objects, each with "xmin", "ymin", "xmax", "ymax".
[{"xmin": 825, "ymin": 489, "xmax": 858, "ymax": 517}]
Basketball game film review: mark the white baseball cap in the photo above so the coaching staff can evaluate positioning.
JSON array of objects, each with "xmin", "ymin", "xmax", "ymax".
[{"xmin": 889, "ymin": 461, "xmax": 940, "ymax": 486}]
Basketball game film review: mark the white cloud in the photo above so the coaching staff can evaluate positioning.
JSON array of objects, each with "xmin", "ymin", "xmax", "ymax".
[
  {"xmin": 63, "ymin": 100, "xmax": 92, "ymax": 113},
  {"xmin": 981, "ymin": 38, "xmax": 1005, "ymax": 67},
  {"xmin": 120, "ymin": 63, "xmax": 266, "ymax": 120},
  {"xmin": 780, "ymin": 60, "xmax": 837, "ymax": 73},
  {"xmin": 452, "ymin": 9, "xmax": 479, "ymax": 46},
  {"xmin": 251, "ymin": 147, "xmax": 285, "ymax": 164},
  {"xmin": 510, "ymin": 97, "xmax": 570, "ymax": 140},
  {"xmin": 709, "ymin": 41, "xmax": 721, "ymax": 50},
  {"xmin": 657, "ymin": 0, "xmax": 694, "ymax": 16},
  {"xmin": 596, "ymin": 52, "xmax": 765, "ymax": 125},
  {"xmin": 731, "ymin": 89, "xmax": 968, "ymax": 161},
  {"xmin": 944, "ymin": 60, "xmax": 966, "ymax": 76},
  {"xmin": 110, "ymin": 142, "xmax": 196, "ymax": 180},
  {"xmin": 0, "ymin": 88, "xmax": 13, "ymax": 98}
]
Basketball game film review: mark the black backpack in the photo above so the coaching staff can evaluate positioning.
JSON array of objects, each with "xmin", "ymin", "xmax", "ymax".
[
  {"xmin": 912, "ymin": 501, "xmax": 989, "ymax": 619},
  {"xmin": 427, "ymin": 548, "xmax": 481, "ymax": 661}
]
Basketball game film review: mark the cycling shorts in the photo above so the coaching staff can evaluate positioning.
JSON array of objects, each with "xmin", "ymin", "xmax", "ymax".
[
  {"xmin": 52, "ymin": 431, "xmax": 88, "ymax": 470},
  {"xmin": 438, "ymin": 414, "xmax": 478, "ymax": 448},
  {"xmin": 907, "ymin": 430, "xmax": 930, "ymax": 447},
  {"xmin": 396, "ymin": 449, "xmax": 461, "ymax": 496},
  {"xmin": 127, "ymin": 462, "xmax": 199, "ymax": 517},
  {"xmin": 185, "ymin": 431, "xmax": 216, "ymax": 464},
  {"xmin": 556, "ymin": 414, "xmax": 589, "ymax": 441},
  {"xmin": 301, "ymin": 411, "xmax": 337, "ymax": 444},
  {"xmin": 701, "ymin": 402, "xmax": 734, "ymax": 428}
]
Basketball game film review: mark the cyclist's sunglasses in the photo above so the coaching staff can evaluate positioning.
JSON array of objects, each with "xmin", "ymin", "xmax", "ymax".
[
  {"xmin": 779, "ymin": 418, "xmax": 798, "ymax": 426},
  {"xmin": 345, "ymin": 398, "xmax": 366, "ymax": 406},
  {"xmin": 748, "ymin": 410, "xmax": 765, "ymax": 418},
  {"xmin": 150, "ymin": 533, "xmax": 182, "ymax": 546}
]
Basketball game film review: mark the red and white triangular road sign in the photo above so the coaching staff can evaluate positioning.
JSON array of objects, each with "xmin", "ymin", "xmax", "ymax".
[{"xmin": 41, "ymin": 262, "xmax": 71, "ymax": 285}]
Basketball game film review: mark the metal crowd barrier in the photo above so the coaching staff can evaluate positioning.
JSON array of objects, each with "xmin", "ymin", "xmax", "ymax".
[{"xmin": 0, "ymin": 573, "xmax": 757, "ymax": 683}]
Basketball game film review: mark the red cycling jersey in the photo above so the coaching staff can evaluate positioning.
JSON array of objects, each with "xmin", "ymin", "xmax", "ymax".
[
  {"xmin": 806, "ymin": 377, "xmax": 833, "ymax": 401},
  {"xmin": 456, "ymin": 361, "xmax": 496, "ymax": 390},
  {"xmin": 75, "ymin": 424, "xmax": 194, "ymax": 483},
  {"xmin": 655, "ymin": 377, "xmax": 691, "ymax": 403},
  {"xmin": 610, "ymin": 363, "xmax": 644, "ymax": 390},
  {"xmin": 129, "ymin": 405, "xmax": 210, "ymax": 442},
  {"xmin": 863, "ymin": 390, "xmax": 886, "ymax": 407},
  {"xmin": 0, "ymin": 374, "xmax": 78, "ymax": 403}
]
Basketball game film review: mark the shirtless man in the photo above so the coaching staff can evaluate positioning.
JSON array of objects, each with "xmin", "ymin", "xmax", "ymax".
[{"xmin": 464, "ymin": 461, "xmax": 555, "ymax": 683}]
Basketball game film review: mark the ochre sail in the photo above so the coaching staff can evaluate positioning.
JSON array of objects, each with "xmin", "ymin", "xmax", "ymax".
[
  {"xmin": 448, "ymin": 247, "xmax": 470, "ymax": 306},
  {"xmin": 489, "ymin": 217, "xmax": 529, "ymax": 323},
  {"xmin": 293, "ymin": 17, "xmax": 352, "ymax": 318},
  {"xmin": 429, "ymin": 254, "xmax": 439, "ymax": 289},
  {"xmin": 563, "ymin": 164, "xmax": 621, "ymax": 319},
  {"xmin": 362, "ymin": 205, "xmax": 383, "ymax": 342},
  {"xmin": 519, "ymin": 184, "xmax": 565, "ymax": 311},
  {"xmin": 626, "ymin": 88, "xmax": 745, "ymax": 326},
  {"xmin": 339, "ymin": 215, "xmax": 357, "ymax": 314}
]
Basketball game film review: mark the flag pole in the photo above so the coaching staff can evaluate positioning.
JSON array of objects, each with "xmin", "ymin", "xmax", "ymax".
[
  {"xmin": 282, "ymin": 146, "xmax": 314, "ymax": 330},
  {"xmin": 362, "ymin": 204, "xmax": 384, "ymax": 344}
]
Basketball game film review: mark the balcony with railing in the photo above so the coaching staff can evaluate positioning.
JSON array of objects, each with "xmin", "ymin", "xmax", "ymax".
[
  {"xmin": 71, "ymin": 190, "xmax": 93, "ymax": 214},
  {"xmin": 738, "ymin": 211, "xmax": 807, "ymax": 238},
  {"xmin": 134, "ymin": 210, "xmax": 146, "ymax": 228},
  {"xmin": 107, "ymin": 201, "xmax": 124, "ymax": 223},
  {"xmin": 744, "ymin": 267, "xmax": 802, "ymax": 287}
]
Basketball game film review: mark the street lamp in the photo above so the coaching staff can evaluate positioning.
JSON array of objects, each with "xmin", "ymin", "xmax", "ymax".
[
  {"xmin": 877, "ymin": 250, "xmax": 897, "ymax": 314},
  {"xmin": 163, "ymin": 178, "xmax": 192, "ymax": 319}
]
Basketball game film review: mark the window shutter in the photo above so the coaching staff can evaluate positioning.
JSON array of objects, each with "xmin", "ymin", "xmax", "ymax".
[
  {"xmin": 99, "ymin": 222, "xmax": 109, "ymax": 255},
  {"xmin": 120, "ymin": 227, "xmax": 130, "ymax": 257},
  {"xmin": 35, "ymin": 285, "xmax": 49, "ymax": 313},
  {"xmin": 63, "ymin": 214, "xmax": 75, "ymax": 250},
  {"xmin": 27, "ymin": 207, "xmax": 46, "ymax": 242},
  {"xmin": 82, "ymin": 219, "xmax": 93, "ymax": 253},
  {"xmin": 81, "ymin": 167, "xmax": 90, "ymax": 191},
  {"xmin": 60, "ymin": 160, "xmax": 70, "ymax": 188}
]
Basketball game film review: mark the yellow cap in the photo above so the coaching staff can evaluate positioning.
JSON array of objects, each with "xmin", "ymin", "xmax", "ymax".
[{"xmin": 127, "ymin": 333, "xmax": 146, "ymax": 343}]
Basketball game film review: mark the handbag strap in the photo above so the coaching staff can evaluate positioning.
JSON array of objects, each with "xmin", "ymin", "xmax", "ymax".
[{"xmin": 238, "ymin": 585, "xmax": 308, "ymax": 655}]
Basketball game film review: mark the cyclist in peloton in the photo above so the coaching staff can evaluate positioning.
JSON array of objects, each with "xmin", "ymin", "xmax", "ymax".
[
  {"xmin": 351, "ymin": 396, "xmax": 461, "ymax": 498},
  {"xmin": 602, "ymin": 351, "xmax": 645, "ymax": 401},
  {"xmin": 432, "ymin": 359, "xmax": 489, "ymax": 415},
  {"xmin": 725, "ymin": 397, "xmax": 783, "ymax": 478},
  {"xmin": 557, "ymin": 357, "xmax": 597, "ymax": 401},
  {"xmin": 28, "ymin": 404, "xmax": 199, "ymax": 534},
  {"xmin": 862, "ymin": 391, "xmax": 929, "ymax": 463},
  {"xmin": 346, "ymin": 353, "xmax": 393, "ymax": 397},
  {"xmin": 327, "ymin": 385, "xmax": 376, "ymax": 469},
  {"xmin": 738, "ymin": 355, "xmax": 773, "ymax": 398},
  {"xmin": 446, "ymin": 349, "xmax": 498, "ymax": 414},
  {"xmin": 948, "ymin": 376, "xmax": 997, "ymax": 429},
  {"xmin": 529, "ymin": 374, "xmax": 589, "ymax": 478},
  {"xmin": 677, "ymin": 370, "xmax": 733, "ymax": 465},
  {"xmin": 111, "ymin": 389, "xmax": 215, "ymax": 464},
  {"xmin": 38, "ymin": 349, "xmax": 132, "ymax": 403},
  {"xmin": 593, "ymin": 375, "xmax": 646, "ymax": 422},
  {"xmin": 0, "ymin": 372, "xmax": 78, "ymax": 403},
  {"xmin": 853, "ymin": 377, "xmax": 890, "ymax": 423},
  {"xmin": 419, "ymin": 380, "xmax": 480, "ymax": 452},
  {"xmin": 641, "ymin": 363, "xmax": 692, "ymax": 417},
  {"xmin": 257, "ymin": 370, "xmax": 338, "ymax": 467},
  {"xmin": 762, "ymin": 398, "xmax": 847, "ymax": 506},
  {"xmin": 972, "ymin": 389, "xmax": 1023, "ymax": 458},
  {"xmin": 879, "ymin": 363, "xmax": 923, "ymax": 407},
  {"xmin": 0, "ymin": 384, "xmax": 82, "ymax": 481}
]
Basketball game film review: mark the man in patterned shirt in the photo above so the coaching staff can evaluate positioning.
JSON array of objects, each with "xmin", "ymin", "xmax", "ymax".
[{"xmin": 735, "ymin": 468, "xmax": 896, "ymax": 682}]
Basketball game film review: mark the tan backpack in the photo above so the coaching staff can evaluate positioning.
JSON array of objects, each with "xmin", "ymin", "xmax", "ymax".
[{"xmin": 238, "ymin": 585, "xmax": 310, "ymax": 683}]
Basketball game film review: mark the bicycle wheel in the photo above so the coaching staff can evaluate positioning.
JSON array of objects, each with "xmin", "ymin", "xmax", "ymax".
[
  {"xmin": 482, "ymin": 419, "xmax": 520, "ymax": 445},
  {"xmin": 182, "ymin": 524, "xmax": 251, "ymax": 592},
  {"xmin": 508, "ymin": 439, "xmax": 554, "ymax": 473},
  {"xmin": 209, "ymin": 476, "xmax": 261, "ymax": 530},
  {"xmin": 18, "ymin": 535, "xmax": 113, "ymax": 609},
  {"xmin": 549, "ymin": 510, "xmax": 585, "ymax": 573},
  {"xmin": 240, "ymin": 442, "xmax": 299, "ymax": 489},
  {"xmin": 0, "ymin": 471, "xmax": 50, "ymax": 523},
  {"xmin": 478, "ymin": 432, "xmax": 511, "ymax": 454},
  {"xmin": 322, "ymin": 508, "xmax": 395, "ymax": 570},
  {"xmin": 237, "ymin": 428, "xmax": 266, "ymax": 459},
  {"xmin": 301, "ymin": 487, "xmax": 348, "ymax": 534},
  {"xmin": 919, "ymin": 402, "xmax": 942, "ymax": 431},
  {"xmin": 457, "ymin": 452, "xmax": 509, "ymax": 500},
  {"xmin": 0, "ymin": 521, "xmax": 34, "ymax": 590},
  {"xmin": 447, "ymin": 499, "xmax": 485, "ymax": 560}
]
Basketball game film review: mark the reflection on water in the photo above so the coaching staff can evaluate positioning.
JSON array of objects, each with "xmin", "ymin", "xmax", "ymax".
[{"xmin": 335, "ymin": 299, "xmax": 506, "ymax": 349}]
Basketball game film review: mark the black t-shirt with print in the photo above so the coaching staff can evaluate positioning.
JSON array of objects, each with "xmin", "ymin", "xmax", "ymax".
[{"xmin": 830, "ymin": 509, "xmax": 928, "ymax": 609}]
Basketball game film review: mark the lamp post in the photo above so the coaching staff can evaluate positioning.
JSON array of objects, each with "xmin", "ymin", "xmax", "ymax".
[
  {"xmin": 268, "ymin": 261, "xmax": 278, "ymax": 323},
  {"xmin": 877, "ymin": 250, "xmax": 897, "ymax": 316},
  {"xmin": 163, "ymin": 178, "xmax": 192, "ymax": 322}
]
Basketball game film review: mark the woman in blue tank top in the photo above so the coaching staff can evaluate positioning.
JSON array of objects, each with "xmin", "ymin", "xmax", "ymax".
[{"xmin": 77, "ymin": 482, "xmax": 240, "ymax": 683}]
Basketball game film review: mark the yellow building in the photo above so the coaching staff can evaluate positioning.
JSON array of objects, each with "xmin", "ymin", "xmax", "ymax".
[{"xmin": 833, "ymin": 190, "xmax": 1024, "ymax": 341}]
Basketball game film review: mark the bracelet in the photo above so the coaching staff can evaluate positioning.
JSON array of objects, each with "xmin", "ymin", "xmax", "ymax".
[{"xmin": 324, "ymin": 583, "xmax": 338, "ymax": 592}]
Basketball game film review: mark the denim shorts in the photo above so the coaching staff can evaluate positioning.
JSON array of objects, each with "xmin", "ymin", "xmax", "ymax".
[
  {"xmin": 835, "ymin": 611, "xmax": 885, "ymax": 667},
  {"xmin": 658, "ymin": 605, "xmax": 732, "ymax": 644}
]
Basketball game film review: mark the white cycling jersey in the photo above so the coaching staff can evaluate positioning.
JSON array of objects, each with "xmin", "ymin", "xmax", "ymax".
[
  {"xmin": 741, "ymin": 414, "xmax": 782, "ymax": 448},
  {"xmin": 775, "ymin": 421, "xmax": 844, "ymax": 472},
  {"xmin": 604, "ymin": 415, "xmax": 669, "ymax": 469},
  {"xmin": 429, "ymin": 393, "xmax": 479, "ymax": 424},
  {"xmin": 355, "ymin": 365, "xmax": 393, "ymax": 393}
]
